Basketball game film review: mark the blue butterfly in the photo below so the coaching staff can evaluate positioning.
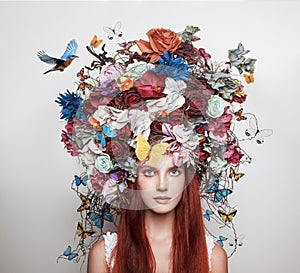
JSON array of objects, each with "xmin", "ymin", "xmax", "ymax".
[
  {"xmin": 205, "ymin": 178, "xmax": 232, "ymax": 203},
  {"xmin": 62, "ymin": 245, "xmax": 78, "ymax": 261},
  {"xmin": 203, "ymin": 209, "xmax": 214, "ymax": 221},
  {"xmin": 88, "ymin": 202, "xmax": 114, "ymax": 229},
  {"xmin": 74, "ymin": 175, "xmax": 88, "ymax": 187},
  {"xmin": 97, "ymin": 124, "xmax": 117, "ymax": 147},
  {"xmin": 216, "ymin": 235, "xmax": 227, "ymax": 247}
]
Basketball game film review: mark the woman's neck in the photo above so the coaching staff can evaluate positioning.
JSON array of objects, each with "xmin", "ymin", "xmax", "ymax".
[{"xmin": 144, "ymin": 210, "xmax": 174, "ymax": 240}]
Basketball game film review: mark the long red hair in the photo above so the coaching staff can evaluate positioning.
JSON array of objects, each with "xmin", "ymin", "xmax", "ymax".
[{"xmin": 111, "ymin": 174, "xmax": 209, "ymax": 273}]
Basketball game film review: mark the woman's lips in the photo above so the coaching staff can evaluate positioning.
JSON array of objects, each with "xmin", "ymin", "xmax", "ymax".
[{"xmin": 153, "ymin": 196, "xmax": 172, "ymax": 204}]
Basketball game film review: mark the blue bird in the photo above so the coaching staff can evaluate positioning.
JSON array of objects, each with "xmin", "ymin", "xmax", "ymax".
[{"xmin": 37, "ymin": 39, "xmax": 78, "ymax": 74}]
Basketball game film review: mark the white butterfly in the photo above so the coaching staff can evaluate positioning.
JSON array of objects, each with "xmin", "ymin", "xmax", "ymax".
[
  {"xmin": 103, "ymin": 21, "xmax": 123, "ymax": 40},
  {"xmin": 245, "ymin": 116, "xmax": 273, "ymax": 144},
  {"xmin": 229, "ymin": 234, "xmax": 245, "ymax": 247}
]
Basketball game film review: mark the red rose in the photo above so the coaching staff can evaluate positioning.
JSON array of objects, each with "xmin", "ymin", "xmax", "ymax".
[
  {"xmin": 175, "ymin": 42, "xmax": 201, "ymax": 64},
  {"xmin": 135, "ymin": 70, "xmax": 167, "ymax": 99},
  {"xmin": 116, "ymin": 124, "xmax": 132, "ymax": 140},
  {"xmin": 150, "ymin": 120, "xmax": 163, "ymax": 135},
  {"xmin": 184, "ymin": 78, "xmax": 214, "ymax": 118},
  {"xmin": 195, "ymin": 124, "xmax": 205, "ymax": 135},
  {"xmin": 83, "ymin": 92, "xmax": 112, "ymax": 115},
  {"xmin": 114, "ymin": 87, "xmax": 146, "ymax": 109},
  {"xmin": 106, "ymin": 138, "xmax": 130, "ymax": 161},
  {"xmin": 165, "ymin": 109, "xmax": 187, "ymax": 126}
]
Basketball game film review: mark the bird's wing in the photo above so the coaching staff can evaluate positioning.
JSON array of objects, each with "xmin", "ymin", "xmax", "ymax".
[
  {"xmin": 60, "ymin": 39, "xmax": 78, "ymax": 60},
  {"xmin": 37, "ymin": 51, "xmax": 60, "ymax": 64}
]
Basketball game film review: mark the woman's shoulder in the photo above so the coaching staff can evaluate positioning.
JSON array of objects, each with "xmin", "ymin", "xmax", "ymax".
[
  {"xmin": 87, "ymin": 240, "xmax": 108, "ymax": 273},
  {"xmin": 88, "ymin": 232, "xmax": 118, "ymax": 273},
  {"xmin": 210, "ymin": 243, "xmax": 228, "ymax": 273}
]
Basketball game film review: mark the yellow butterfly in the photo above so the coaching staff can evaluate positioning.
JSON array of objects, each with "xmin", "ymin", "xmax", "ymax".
[
  {"xmin": 135, "ymin": 135, "xmax": 168, "ymax": 163},
  {"xmin": 77, "ymin": 194, "xmax": 91, "ymax": 212},
  {"xmin": 77, "ymin": 222, "xmax": 95, "ymax": 239},
  {"xmin": 243, "ymin": 72, "xmax": 254, "ymax": 84},
  {"xmin": 229, "ymin": 167, "xmax": 244, "ymax": 182},
  {"xmin": 218, "ymin": 209, "xmax": 237, "ymax": 223},
  {"xmin": 90, "ymin": 35, "xmax": 103, "ymax": 48}
]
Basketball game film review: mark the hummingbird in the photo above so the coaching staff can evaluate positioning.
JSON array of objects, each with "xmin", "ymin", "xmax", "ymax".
[{"xmin": 37, "ymin": 39, "xmax": 78, "ymax": 74}]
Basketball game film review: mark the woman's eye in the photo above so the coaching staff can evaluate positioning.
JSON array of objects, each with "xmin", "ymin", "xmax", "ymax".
[
  {"xmin": 144, "ymin": 170, "xmax": 154, "ymax": 176},
  {"xmin": 170, "ymin": 169, "xmax": 180, "ymax": 176}
]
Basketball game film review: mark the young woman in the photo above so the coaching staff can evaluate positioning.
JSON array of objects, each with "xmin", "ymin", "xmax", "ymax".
[
  {"xmin": 87, "ymin": 154, "xmax": 228, "ymax": 273},
  {"xmin": 54, "ymin": 24, "xmax": 256, "ymax": 273}
]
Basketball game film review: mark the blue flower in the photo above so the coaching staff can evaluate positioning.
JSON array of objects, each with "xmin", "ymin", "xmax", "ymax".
[
  {"xmin": 152, "ymin": 51, "xmax": 192, "ymax": 81},
  {"xmin": 55, "ymin": 90, "xmax": 83, "ymax": 121}
]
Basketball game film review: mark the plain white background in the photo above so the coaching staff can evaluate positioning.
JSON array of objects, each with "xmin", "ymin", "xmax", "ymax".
[{"xmin": 0, "ymin": 1, "xmax": 299, "ymax": 273}]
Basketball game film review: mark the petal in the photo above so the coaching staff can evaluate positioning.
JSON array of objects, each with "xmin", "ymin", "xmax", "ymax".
[{"xmin": 135, "ymin": 39, "xmax": 154, "ymax": 54}]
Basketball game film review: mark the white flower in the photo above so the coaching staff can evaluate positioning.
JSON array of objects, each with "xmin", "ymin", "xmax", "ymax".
[
  {"xmin": 101, "ymin": 179, "xmax": 118, "ymax": 203},
  {"xmin": 206, "ymin": 95, "xmax": 228, "ymax": 118},
  {"xmin": 163, "ymin": 77, "xmax": 187, "ymax": 96},
  {"xmin": 173, "ymin": 124, "xmax": 199, "ymax": 151},
  {"xmin": 99, "ymin": 63, "xmax": 124, "ymax": 83},
  {"xmin": 128, "ymin": 109, "xmax": 151, "ymax": 138},
  {"xmin": 209, "ymin": 156, "xmax": 227, "ymax": 174},
  {"xmin": 126, "ymin": 61, "xmax": 154, "ymax": 80},
  {"xmin": 95, "ymin": 153, "xmax": 113, "ymax": 173},
  {"xmin": 93, "ymin": 106, "xmax": 129, "ymax": 130}
]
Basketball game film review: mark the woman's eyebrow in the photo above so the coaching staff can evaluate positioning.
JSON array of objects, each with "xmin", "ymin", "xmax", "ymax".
[{"xmin": 138, "ymin": 165, "xmax": 157, "ymax": 170}]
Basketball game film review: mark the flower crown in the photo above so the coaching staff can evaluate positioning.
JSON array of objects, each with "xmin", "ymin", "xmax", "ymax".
[{"xmin": 55, "ymin": 24, "xmax": 264, "ymax": 263}]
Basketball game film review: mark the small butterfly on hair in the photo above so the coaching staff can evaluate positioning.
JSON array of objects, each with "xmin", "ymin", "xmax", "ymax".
[
  {"xmin": 77, "ymin": 193, "xmax": 91, "ymax": 212},
  {"xmin": 234, "ymin": 108, "xmax": 247, "ymax": 121},
  {"xmin": 245, "ymin": 116, "xmax": 273, "ymax": 144},
  {"xmin": 88, "ymin": 202, "xmax": 114, "ymax": 229},
  {"xmin": 77, "ymin": 222, "xmax": 95, "ymax": 239},
  {"xmin": 77, "ymin": 68, "xmax": 90, "ymax": 81},
  {"xmin": 90, "ymin": 35, "xmax": 103, "ymax": 48},
  {"xmin": 58, "ymin": 245, "xmax": 79, "ymax": 262},
  {"xmin": 229, "ymin": 167, "xmax": 244, "ymax": 182},
  {"xmin": 229, "ymin": 234, "xmax": 245, "ymax": 247},
  {"xmin": 74, "ymin": 174, "xmax": 88, "ymax": 187},
  {"xmin": 203, "ymin": 209, "xmax": 214, "ymax": 221},
  {"xmin": 243, "ymin": 72, "xmax": 254, "ymax": 84},
  {"xmin": 135, "ymin": 135, "xmax": 168, "ymax": 164},
  {"xmin": 217, "ymin": 208, "xmax": 237, "ymax": 223},
  {"xmin": 216, "ymin": 235, "xmax": 228, "ymax": 247},
  {"xmin": 205, "ymin": 178, "xmax": 232, "ymax": 203},
  {"xmin": 103, "ymin": 21, "xmax": 123, "ymax": 40}
]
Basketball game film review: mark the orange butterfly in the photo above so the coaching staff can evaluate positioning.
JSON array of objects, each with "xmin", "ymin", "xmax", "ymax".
[
  {"xmin": 90, "ymin": 35, "xmax": 103, "ymax": 48},
  {"xmin": 234, "ymin": 108, "xmax": 247, "ymax": 121},
  {"xmin": 77, "ymin": 222, "xmax": 95, "ymax": 239},
  {"xmin": 243, "ymin": 72, "xmax": 254, "ymax": 84},
  {"xmin": 135, "ymin": 135, "xmax": 168, "ymax": 163},
  {"xmin": 229, "ymin": 167, "xmax": 244, "ymax": 182},
  {"xmin": 77, "ymin": 193, "xmax": 91, "ymax": 212},
  {"xmin": 77, "ymin": 68, "xmax": 89, "ymax": 81}
]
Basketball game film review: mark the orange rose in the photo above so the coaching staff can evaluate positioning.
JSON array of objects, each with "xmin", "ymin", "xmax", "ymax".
[
  {"xmin": 118, "ymin": 76, "xmax": 134, "ymax": 91},
  {"xmin": 135, "ymin": 28, "xmax": 182, "ymax": 63}
]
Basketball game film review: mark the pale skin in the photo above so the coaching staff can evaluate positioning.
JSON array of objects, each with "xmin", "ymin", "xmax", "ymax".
[{"xmin": 88, "ymin": 156, "xmax": 228, "ymax": 273}]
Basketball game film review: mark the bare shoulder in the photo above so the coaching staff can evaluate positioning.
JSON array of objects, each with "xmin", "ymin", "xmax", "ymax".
[
  {"xmin": 87, "ymin": 240, "xmax": 109, "ymax": 273},
  {"xmin": 210, "ymin": 244, "xmax": 228, "ymax": 273}
]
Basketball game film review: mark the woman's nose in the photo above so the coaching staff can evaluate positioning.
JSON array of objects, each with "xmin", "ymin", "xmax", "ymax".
[{"xmin": 156, "ymin": 174, "xmax": 168, "ymax": 192}]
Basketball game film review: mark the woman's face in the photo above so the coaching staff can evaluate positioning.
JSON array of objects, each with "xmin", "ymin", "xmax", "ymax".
[{"xmin": 137, "ymin": 155, "xmax": 185, "ymax": 214}]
